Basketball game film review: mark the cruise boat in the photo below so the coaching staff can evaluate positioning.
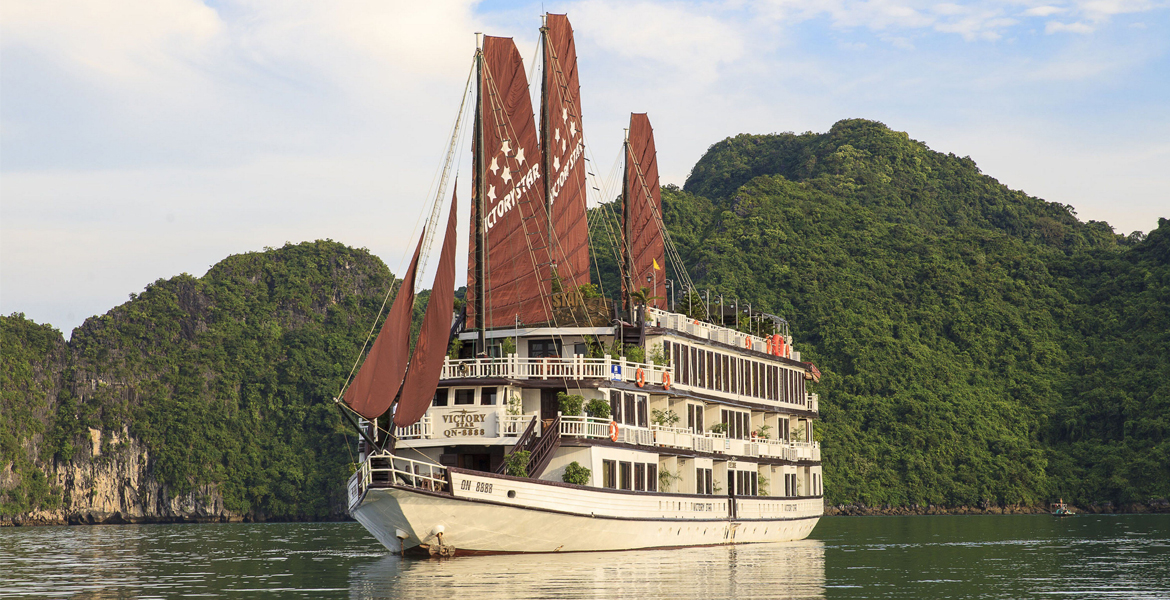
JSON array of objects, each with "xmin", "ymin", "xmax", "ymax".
[{"xmin": 337, "ymin": 14, "xmax": 824, "ymax": 556}]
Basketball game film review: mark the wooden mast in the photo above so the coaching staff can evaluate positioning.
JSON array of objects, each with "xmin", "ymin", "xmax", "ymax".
[
  {"xmin": 622, "ymin": 127, "xmax": 635, "ymax": 318},
  {"xmin": 540, "ymin": 14, "xmax": 553, "ymax": 237},
  {"xmin": 474, "ymin": 33, "xmax": 487, "ymax": 355}
]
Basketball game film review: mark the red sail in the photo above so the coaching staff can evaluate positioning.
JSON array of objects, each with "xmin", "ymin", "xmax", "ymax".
[
  {"xmin": 468, "ymin": 35, "xmax": 553, "ymax": 330},
  {"xmin": 343, "ymin": 234, "xmax": 423, "ymax": 420},
  {"xmin": 625, "ymin": 113, "xmax": 666, "ymax": 310},
  {"xmin": 543, "ymin": 14, "xmax": 589, "ymax": 291},
  {"xmin": 395, "ymin": 191, "xmax": 459, "ymax": 427}
]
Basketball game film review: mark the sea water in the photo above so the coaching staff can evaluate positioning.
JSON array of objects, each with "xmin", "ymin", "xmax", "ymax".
[{"xmin": 1, "ymin": 514, "xmax": 1167, "ymax": 599}]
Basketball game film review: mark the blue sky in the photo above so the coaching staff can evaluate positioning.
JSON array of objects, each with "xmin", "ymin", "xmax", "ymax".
[{"xmin": 2, "ymin": 0, "xmax": 1168, "ymax": 336}]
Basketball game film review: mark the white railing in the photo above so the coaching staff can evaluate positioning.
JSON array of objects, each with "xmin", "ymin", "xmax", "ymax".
[
  {"xmin": 441, "ymin": 355, "xmax": 673, "ymax": 387},
  {"xmin": 806, "ymin": 393, "xmax": 819, "ymax": 413},
  {"xmin": 501, "ymin": 413, "xmax": 538, "ymax": 436},
  {"xmin": 560, "ymin": 415, "xmax": 612, "ymax": 438},
  {"xmin": 645, "ymin": 307, "xmax": 792, "ymax": 357},
  {"xmin": 397, "ymin": 415, "xmax": 432, "ymax": 440},
  {"xmin": 650, "ymin": 425, "xmax": 695, "ymax": 449},
  {"xmin": 618, "ymin": 425, "xmax": 653, "ymax": 446},
  {"xmin": 350, "ymin": 453, "xmax": 450, "ymax": 510}
]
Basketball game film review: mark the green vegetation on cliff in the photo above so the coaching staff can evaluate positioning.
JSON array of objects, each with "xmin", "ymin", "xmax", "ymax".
[
  {"xmin": 2, "ymin": 240, "xmax": 394, "ymax": 520},
  {"xmin": 628, "ymin": 118, "xmax": 1165, "ymax": 508}
]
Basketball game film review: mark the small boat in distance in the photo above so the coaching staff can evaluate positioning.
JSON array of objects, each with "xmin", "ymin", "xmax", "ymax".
[{"xmin": 1051, "ymin": 499, "xmax": 1075, "ymax": 516}]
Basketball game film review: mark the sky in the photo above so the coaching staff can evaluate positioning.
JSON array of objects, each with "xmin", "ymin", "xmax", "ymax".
[{"xmin": 3, "ymin": 0, "xmax": 1168, "ymax": 337}]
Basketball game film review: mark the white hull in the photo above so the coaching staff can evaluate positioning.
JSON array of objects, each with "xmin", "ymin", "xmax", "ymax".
[{"xmin": 350, "ymin": 468, "xmax": 822, "ymax": 554}]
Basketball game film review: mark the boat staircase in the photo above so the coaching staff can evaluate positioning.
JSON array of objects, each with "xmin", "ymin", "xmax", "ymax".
[{"xmin": 497, "ymin": 414, "xmax": 561, "ymax": 478}]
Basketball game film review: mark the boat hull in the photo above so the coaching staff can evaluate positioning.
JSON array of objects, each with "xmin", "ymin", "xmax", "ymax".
[{"xmin": 351, "ymin": 473, "xmax": 822, "ymax": 554}]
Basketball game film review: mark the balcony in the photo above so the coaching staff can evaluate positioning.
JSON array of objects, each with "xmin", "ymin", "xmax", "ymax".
[{"xmin": 441, "ymin": 355, "xmax": 672, "ymax": 387}]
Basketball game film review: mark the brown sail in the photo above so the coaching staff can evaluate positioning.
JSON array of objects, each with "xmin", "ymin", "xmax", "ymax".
[
  {"xmin": 394, "ymin": 192, "xmax": 459, "ymax": 427},
  {"xmin": 624, "ymin": 113, "xmax": 666, "ymax": 310},
  {"xmin": 543, "ymin": 14, "xmax": 589, "ymax": 291},
  {"xmin": 343, "ymin": 234, "xmax": 423, "ymax": 420},
  {"xmin": 468, "ymin": 35, "xmax": 553, "ymax": 330}
]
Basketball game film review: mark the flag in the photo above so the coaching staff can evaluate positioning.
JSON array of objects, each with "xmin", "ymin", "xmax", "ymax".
[{"xmin": 652, "ymin": 258, "xmax": 661, "ymax": 271}]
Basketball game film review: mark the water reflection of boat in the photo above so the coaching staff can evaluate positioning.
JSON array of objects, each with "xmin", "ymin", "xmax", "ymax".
[
  {"xmin": 1051, "ymin": 499, "xmax": 1075, "ymax": 516},
  {"xmin": 348, "ymin": 540, "xmax": 826, "ymax": 599}
]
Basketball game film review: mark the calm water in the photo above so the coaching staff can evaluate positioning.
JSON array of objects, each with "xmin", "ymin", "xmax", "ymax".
[{"xmin": 1, "ymin": 515, "xmax": 1167, "ymax": 599}]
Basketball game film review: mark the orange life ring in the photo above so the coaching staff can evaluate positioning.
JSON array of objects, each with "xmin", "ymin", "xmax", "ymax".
[
  {"xmin": 635, "ymin": 367, "xmax": 646, "ymax": 388},
  {"xmin": 745, "ymin": 337, "xmax": 753, "ymax": 349},
  {"xmin": 662, "ymin": 372, "xmax": 672, "ymax": 389},
  {"xmin": 766, "ymin": 336, "xmax": 775, "ymax": 355},
  {"xmin": 608, "ymin": 421, "xmax": 619, "ymax": 442},
  {"xmin": 777, "ymin": 335, "xmax": 787, "ymax": 357}
]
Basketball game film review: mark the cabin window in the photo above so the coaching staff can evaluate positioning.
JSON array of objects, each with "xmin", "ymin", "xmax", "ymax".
[
  {"xmin": 603, "ymin": 460, "xmax": 617, "ymax": 489},
  {"xmin": 454, "ymin": 389, "xmax": 475, "ymax": 405},
  {"xmin": 696, "ymin": 468, "xmax": 706, "ymax": 495},
  {"xmin": 751, "ymin": 472, "xmax": 759, "ymax": 496},
  {"xmin": 623, "ymin": 393, "xmax": 636, "ymax": 426},
  {"xmin": 636, "ymin": 395, "xmax": 648, "ymax": 428},
  {"xmin": 528, "ymin": 339, "xmax": 560, "ymax": 358},
  {"xmin": 481, "ymin": 387, "xmax": 497, "ymax": 405},
  {"xmin": 697, "ymin": 350, "xmax": 705, "ymax": 388},
  {"xmin": 619, "ymin": 462, "xmax": 633, "ymax": 490},
  {"xmin": 432, "ymin": 389, "xmax": 449, "ymax": 407},
  {"xmin": 680, "ymin": 345, "xmax": 689, "ymax": 384},
  {"xmin": 574, "ymin": 343, "xmax": 586, "ymax": 357},
  {"xmin": 706, "ymin": 351, "xmax": 714, "ymax": 389},
  {"xmin": 647, "ymin": 465, "xmax": 658, "ymax": 492},
  {"xmin": 704, "ymin": 469, "xmax": 714, "ymax": 495},
  {"xmin": 610, "ymin": 390, "xmax": 623, "ymax": 423},
  {"xmin": 687, "ymin": 403, "xmax": 704, "ymax": 434},
  {"xmin": 731, "ymin": 358, "xmax": 738, "ymax": 394},
  {"xmin": 721, "ymin": 409, "xmax": 750, "ymax": 440},
  {"xmin": 634, "ymin": 464, "xmax": 646, "ymax": 491},
  {"xmin": 690, "ymin": 347, "xmax": 698, "ymax": 385}
]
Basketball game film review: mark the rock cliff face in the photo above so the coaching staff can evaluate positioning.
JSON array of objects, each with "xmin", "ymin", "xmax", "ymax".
[
  {"xmin": 6, "ymin": 433, "xmax": 233, "ymax": 526},
  {"xmin": 1, "ymin": 240, "xmax": 393, "ymax": 525}
]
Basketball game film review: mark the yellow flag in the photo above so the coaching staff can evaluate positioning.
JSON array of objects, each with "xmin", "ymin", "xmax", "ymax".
[{"xmin": 652, "ymin": 258, "xmax": 661, "ymax": 271}]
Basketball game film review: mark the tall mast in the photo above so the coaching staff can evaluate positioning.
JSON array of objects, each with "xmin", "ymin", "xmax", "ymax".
[
  {"xmin": 540, "ymin": 14, "xmax": 553, "ymax": 234},
  {"xmin": 474, "ymin": 33, "xmax": 487, "ymax": 354},
  {"xmin": 622, "ymin": 127, "xmax": 635, "ymax": 318}
]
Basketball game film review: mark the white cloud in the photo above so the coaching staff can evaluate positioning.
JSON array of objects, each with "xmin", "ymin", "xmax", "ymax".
[{"xmin": 1045, "ymin": 19, "xmax": 1097, "ymax": 32}]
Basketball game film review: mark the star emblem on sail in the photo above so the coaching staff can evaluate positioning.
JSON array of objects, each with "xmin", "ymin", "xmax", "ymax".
[
  {"xmin": 501, "ymin": 140, "xmax": 512, "ymax": 155},
  {"xmin": 515, "ymin": 147, "xmax": 526, "ymax": 165},
  {"xmin": 487, "ymin": 185, "xmax": 497, "ymax": 203},
  {"xmin": 490, "ymin": 156, "xmax": 500, "ymax": 176},
  {"xmin": 553, "ymin": 156, "xmax": 561, "ymax": 171}
]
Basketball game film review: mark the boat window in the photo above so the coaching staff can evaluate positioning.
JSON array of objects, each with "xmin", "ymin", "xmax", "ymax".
[
  {"xmin": 636, "ymin": 395, "xmax": 648, "ymax": 428},
  {"xmin": 696, "ymin": 467, "xmax": 706, "ymax": 495},
  {"xmin": 574, "ymin": 343, "xmax": 586, "ymax": 357},
  {"xmin": 528, "ymin": 339, "xmax": 561, "ymax": 358},
  {"xmin": 623, "ymin": 393, "xmax": 636, "ymax": 426},
  {"xmin": 481, "ymin": 387, "xmax": 497, "ymax": 405},
  {"xmin": 647, "ymin": 464, "xmax": 658, "ymax": 492},
  {"xmin": 731, "ymin": 358, "xmax": 738, "ymax": 394},
  {"xmin": 454, "ymin": 389, "xmax": 475, "ymax": 405},
  {"xmin": 619, "ymin": 462, "xmax": 632, "ymax": 490},
  {"xmin": 687, "ymin": 403, "xmax": 704, "ymax": 434},
  {"xmin": 707, "ymin": 351, "xmax": 714, "ymax": 389},
  {"xmin": 609, "ymin": 390, "xmax": 622, "ymax": 423},
  {"xmin": 634, "ymin": 464, "xmax": 646, "ymax": 491},
  {"xmin": 703, "ymin": 469, "xmax": 714, "ymax": 495},
  {"xmin": 603, "ymin": 460, "xmax": 616, "ymax": 489},
  {"xmin": 432, "ymin": 389, "xmax": 449, "ymax": 407},
  {"xmin": 751, "ymin": 472, "xmax": 759, "ymax": 496}
]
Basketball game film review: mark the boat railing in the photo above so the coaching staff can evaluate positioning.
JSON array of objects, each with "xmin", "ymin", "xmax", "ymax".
[
  {"xmin": 560, "ymin": 415, "xmax": 612, "ymax": 438},
  {"xmin": 396, "ymin": 415, "xmax": 433, "ymax": 440},
  {"xmin": 650, "ymin": 425, "xmax": 695, "ymax": 450},
  {"xmin": 645, "ymin": 307, "xmax": 790, "ymax": 357},
  {"xmin": 371, "ymin": 453, "xmax": 448, "ymax": 491},
  {"xmin": 441, "ymin": 355, "xmax": 672, "ymax": 387},
  {"xmin": 618, "ymin": 424, "xmax": 654, "ymax": 446},
  {"xmin": 501, "ymin": 413, "xmax": 538, "ymax": 436}
]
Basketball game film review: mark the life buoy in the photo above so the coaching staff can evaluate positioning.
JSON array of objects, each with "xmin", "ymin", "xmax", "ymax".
[
  {"xmin": 766, "ymin": 336, "xmax": 775, "ymax": 355},
  {"xmin": 745, "ymin": 337, "xmax": 753, "ymax": 349},
  {"xmin": 776, "ymin": 335, "xmax": 787, "ymax": 357},
  {"xmin": 635, "ymin": 367, "xmax": 646, "ymax": 388},
  {"xmin": 662, "ymin": 371, "xmax": 672, "ymax": 389},
  {"xmin": 609, "ymin": 421, "xmax": 619, "ymax": 442}
]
